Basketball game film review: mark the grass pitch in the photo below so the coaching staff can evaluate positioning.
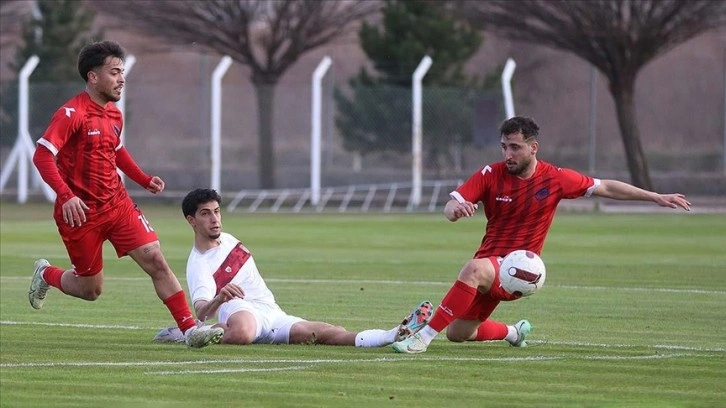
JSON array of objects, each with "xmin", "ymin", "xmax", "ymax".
[{"xmin": 1, "ymin": 202, "xmax": 724, "ymax": 407}]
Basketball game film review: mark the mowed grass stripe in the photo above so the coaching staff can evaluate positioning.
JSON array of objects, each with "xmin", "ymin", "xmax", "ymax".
[{"xmin": 2, "ymin": 203, "xmax": 725, "ymax": 407}]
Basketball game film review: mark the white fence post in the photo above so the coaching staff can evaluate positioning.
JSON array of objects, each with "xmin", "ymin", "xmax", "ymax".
[
  {"xmin": 0, "ymin": 56, "xmax": 55, "ymax": 203},
  {"xmin": 409, "ymin": 55, "xmax": 432, "ymax": 209},
  {"xmin": 502, "ymin": 58, "xmax": 516, "ymax": 119},
  {"xmin": 210, "ymin": 56, "xmax": 233, "ymax": 193},
  {"xmin": 310, "ymin": 56, "xmax": 332, "ymax": 206}
]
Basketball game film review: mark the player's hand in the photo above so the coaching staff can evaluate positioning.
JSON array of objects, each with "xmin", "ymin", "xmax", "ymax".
[
  {"xmin": 655, "ymin": 193, "xmax": 691, "ymax": 211},
  {"xmin": 61, "ymin": 196, "xmax": 89, "ymax": 227},
  {"xmin": 146, "ymin": 176, "xmax": 165, "ymax": 194},
  {"xmin": 453, "ymin": 201, "xmax": 478, "ymax": 219},
  {"xmin": 218, "ymin": 283, "xmax": 245, "ymax": 302}
]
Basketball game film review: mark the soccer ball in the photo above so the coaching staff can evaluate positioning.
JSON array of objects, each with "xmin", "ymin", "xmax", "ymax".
[{"xmin": 499, "ymin": 250, "xmax": 546, "ymax": 297}]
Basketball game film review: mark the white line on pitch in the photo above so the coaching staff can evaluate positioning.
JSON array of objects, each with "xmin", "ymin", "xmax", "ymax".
[
  {"xmin": 529, "ymin": 340, "xmax": 726, "ymax": 352},
  {"xmin": 3, "ymin": 321, "xmax": 725, "ymax": 353},
  {"xmin": 0, "ymin": 321, "xmax": 145, "ymax": 330},
  {"xmin": 2, "ymin": 276, "xmax": 723, "ymax": 295},
  {"xmin": 2, "ymin": 354, "xmax": 704, "ymax": 370},
  {"xmin": 148, "ymin": 366, "xmax": 312, "ymax": 375}
]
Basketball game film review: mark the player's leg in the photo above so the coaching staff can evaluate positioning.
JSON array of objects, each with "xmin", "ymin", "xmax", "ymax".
[
  {"xmin": 470, "ymin": 270, "xmax": 532, "ymax": 347},
  {"xmin": 286, "ymin": 299, "xmax": 434, "ymax": 347},
  {"xmin": 286, "ymin": 320, "xmax": 398, "ymax": 347},
  {"xmin": 288, "ymin": 321, "xmax": 357, "ymax": 345},
  {"xmin": 154, "ymin": 301, "xmax": 255, "ymax": 345},
  {"xmin": 127, "ymin": 241, "xmax": 183, "ymax": 299},
  {"xmin": 392, "ymin": 257, "xmax": 497, "ymax": 353},
  {"xmin": 117, "ymin": 200, "xmax": 221, "ymax": 347},
  {"xmin": 29, "ymin": 221, "xmax": 107, "ymax": 308},
  {"xmin": 449, "ymin": 272, "xmax": 531, "ymax": 346},
  {"xmin": 447, "ymin": 286, "xmax": 501, "ymax": 342},
  {"xmin": 219, "ymin": 309, "xmax": 257, "ymax": 345},
  {"xmin": 128, "ymin": 240, "xmax": 224, "ymax": 347},
  {"xmin": 447, "ymin": 318, "xmax": 484, "ymax": 342}
]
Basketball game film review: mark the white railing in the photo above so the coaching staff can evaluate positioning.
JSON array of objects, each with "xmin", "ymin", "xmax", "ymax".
[{"xmin": 226, "ymin": 180, "xmax": 462, "ymax": 213}]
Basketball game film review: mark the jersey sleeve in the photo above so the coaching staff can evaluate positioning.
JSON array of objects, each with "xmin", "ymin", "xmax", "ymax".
[
  {"xmin": 450, "ymin": 165, "xmax": 494, "ymax": 204},
  {"xmin": 556, "ymin": 167, "xmax": 598, "ymax": 198},
  {"xmin": 37, "ymin": 104, "xmax": 84, "ymax": 155},
  {"xmin": 186, "ymin": 254, "xmax": 216, "ymax": 304}
]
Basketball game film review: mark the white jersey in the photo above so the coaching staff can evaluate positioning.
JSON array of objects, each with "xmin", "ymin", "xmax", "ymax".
[{"xmin": 186, "ymin": 232, "xmax": 276, "ymax": 307}]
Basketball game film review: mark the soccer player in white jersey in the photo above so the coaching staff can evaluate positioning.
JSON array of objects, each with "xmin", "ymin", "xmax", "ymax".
[{"xmin": 153, "ymin": 188, "xmax": 432, "ymax": 347}]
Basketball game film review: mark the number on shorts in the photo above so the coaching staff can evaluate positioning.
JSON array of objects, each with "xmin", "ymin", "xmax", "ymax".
[{"xmin": 138, "ymin": 214, "xmax": 155, "ymax": 232}]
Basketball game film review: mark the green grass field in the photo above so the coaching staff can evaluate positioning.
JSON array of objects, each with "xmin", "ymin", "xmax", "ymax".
[{"xmin": 1, "ymin": 202, "xmax": 724, "ymax": 407}]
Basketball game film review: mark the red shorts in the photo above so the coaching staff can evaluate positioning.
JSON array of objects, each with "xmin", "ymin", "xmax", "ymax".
[
  {"xmin": 55, "ymin": 196, "xmax": 159, "ymax": 276},
  {"xmin": 459, "ymin": 256, "xmax": 521, "ymax": 321}
]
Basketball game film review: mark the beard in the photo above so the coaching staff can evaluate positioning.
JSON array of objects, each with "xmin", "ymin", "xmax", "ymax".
[
  {"xmin": 506, "ymin": 156, "xmax": 531, "ymax": 175},
  {"xmin": 102, "ymin": 88, "xmax": 121, "ymax": 103}
]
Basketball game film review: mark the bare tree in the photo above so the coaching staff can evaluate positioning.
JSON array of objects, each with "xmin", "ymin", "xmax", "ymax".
[
  {"xmin": 454, "ymin": 0, "xmax": 726, "ymax": 189},
  {"xmin": 91, "ymin": 0, "xmax": 377, "ymax": 189},
  {"xmin": 1, "ymin": 0, "xmax": 32, "ymax": 49}
]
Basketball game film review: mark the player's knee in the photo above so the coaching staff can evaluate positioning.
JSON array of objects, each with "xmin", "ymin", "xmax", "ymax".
[
  {"xmin": 79, "ymin": 285, "xmax": 102, "ymax": 301},
  {"xmin": 223, "ymin": 326, "xmax": 255, "ymax": 345},
  {"xmin": 459, "ymin": 261, "xmax": 495, "ymax": 289},
  {"xmin": 145, "ymin": 252, "xmax": 173, "ymax": 278},
  {"xmin": 445, "ymin": 330, "xmax": 468, "ymax": 343}
]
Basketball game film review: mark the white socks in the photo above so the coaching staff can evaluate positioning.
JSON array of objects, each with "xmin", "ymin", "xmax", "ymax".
[
  {"xmin": 355, "ymin": 327, "xmax": 400, "ymax": 347},
  {"xmin": 504, "ymin": 325, "xmax": 518, "ymax": 344},
  {"xmin": 416, "ymin": 325, "xmax": 439, "ymax": 345}
]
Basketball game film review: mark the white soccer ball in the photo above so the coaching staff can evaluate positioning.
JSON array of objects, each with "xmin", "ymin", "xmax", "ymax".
[{"xmin": 499, "ymin": 250, "xmax": 546, "ymax": 297}]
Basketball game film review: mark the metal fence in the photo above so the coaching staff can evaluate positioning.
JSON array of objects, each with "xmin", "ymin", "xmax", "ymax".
[{"xmin": 1, "ymin": 59, "xmax": 725, "ymax": 209}]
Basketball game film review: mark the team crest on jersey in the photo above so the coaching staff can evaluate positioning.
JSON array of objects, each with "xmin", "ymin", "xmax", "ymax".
[{"xmin": 535, "ymin": 188, "xmax": 550, "ymax": 201}]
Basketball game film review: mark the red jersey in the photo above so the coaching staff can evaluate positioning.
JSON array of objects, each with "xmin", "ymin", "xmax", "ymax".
[
  {"xmin": 450, "ymin": 160, "xmax": 598, "ymax": 258},
  {"xmin": 37, "ymin": 92, "xmax": 127, "ymax": 212}
]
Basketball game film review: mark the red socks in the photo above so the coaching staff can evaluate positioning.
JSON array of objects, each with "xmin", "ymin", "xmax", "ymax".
[
  {"xmin": 163, "ymin": 291, "xmax": 197, "ymax": 333},
  {"xmin": 475, "ymin": 320, "xmax": 508, "ymax": 341},
  {"xmin": 42, "ymin": 266, "xmax": 66, "ymax": 292},
  {"xmin": 428, "ymin": 280, "xmax": 478, "ymax": 332}
]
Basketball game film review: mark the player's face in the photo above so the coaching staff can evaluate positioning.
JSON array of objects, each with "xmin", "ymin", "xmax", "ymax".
[
  {"xmin": 88, "ymin": 56, "xmax": 125, "ymax": 103},
  {"xmin": 501, "ymin": 132, "xmax": 537, "ymax": 176},
  {"xmin": 194, "ymin": 201, "xmax": 222, "ymax": 240}
]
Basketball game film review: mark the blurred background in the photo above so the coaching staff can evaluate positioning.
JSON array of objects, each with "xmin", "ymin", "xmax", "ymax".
[{"xmin": 1, "ymin": 0, "xmax": 725, "ymax": 210}]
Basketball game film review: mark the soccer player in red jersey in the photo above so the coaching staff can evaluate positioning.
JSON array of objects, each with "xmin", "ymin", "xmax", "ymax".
[
  {"xmin": 28, "ymin": 40, "xmax": 223, "ymax": 348},
  {"xmin": 392, "ymin": 116, "xmax": 691, "ymax": 354}
]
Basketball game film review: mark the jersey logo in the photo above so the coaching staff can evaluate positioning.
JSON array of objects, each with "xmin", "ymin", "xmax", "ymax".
[
  {"xmin": 87, "ymin": 129, "xmax": 101, "ymax": 136},
  {"xmin": 481, "ymin": 165, "xmax": 493, "ymax": 175},
  {"xmin": 535, "ymin": 188, "xmax": 550, "ymax": 201},
  {"xmin": 496, "ymin": 195, "xmax": 513, "ymax": 202},
  {"xmin": 212, "ymin": 242, "xmax": 251, "ymax": 295},
  {"xmin": 63, "ymin": 107, "xmax": 75, "ymax": 117}
]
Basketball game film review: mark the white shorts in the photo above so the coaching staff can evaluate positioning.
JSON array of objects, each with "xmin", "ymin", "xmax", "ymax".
[{"xmin": 218, "ymin": 298, "xmax": 304, "ymax": 344}]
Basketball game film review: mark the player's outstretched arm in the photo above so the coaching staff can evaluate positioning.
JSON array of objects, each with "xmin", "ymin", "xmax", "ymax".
[{"xmin": 593, "ymin": 179, "xmax": 691, "ymax": 211}]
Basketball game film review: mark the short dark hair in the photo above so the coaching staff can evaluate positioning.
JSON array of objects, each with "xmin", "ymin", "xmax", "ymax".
[
  {"xmin": 182, "ymin": 188, "xmax": 222, "ymax": 218},
  {"xmin": 499, "ymin": 116, "xmax": 540, "ymax": 141},
  {"xmin": 77, "ymin": 40, "xmax": 126, "ymax": 82}
]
